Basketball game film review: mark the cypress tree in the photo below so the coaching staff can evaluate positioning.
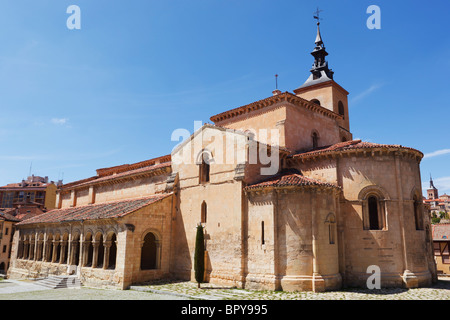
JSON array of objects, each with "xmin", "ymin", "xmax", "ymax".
[{"xmin": 194, "ymin": 223, "xmax": 205, "ymax": 288}]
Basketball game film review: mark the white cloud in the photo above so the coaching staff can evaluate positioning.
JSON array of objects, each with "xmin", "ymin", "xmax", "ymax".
[
  {"xmin": 51, "ymin": 118, "xmax": 68, "ymax": 125},
  {"xmin": 423, "ymin": 149, "xmax": 450, "ymax": 159},
  {"xmin": 350, "ymin": 83, "xmax": 384, "ymax": 105},
  {"xmin": 422, "ymin": 176, "xmax": 450, "ymax": 195}
]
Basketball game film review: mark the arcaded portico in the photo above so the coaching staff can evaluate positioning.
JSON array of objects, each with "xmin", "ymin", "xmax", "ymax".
[{"xmin": 9, "ymin": 188, "xmax": 173, "ymax": 289}]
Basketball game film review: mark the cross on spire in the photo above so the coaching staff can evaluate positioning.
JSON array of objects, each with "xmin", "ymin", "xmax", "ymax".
[{"xmin": 313, "ymin": 7, "xmax": 323, "ymax": 25}]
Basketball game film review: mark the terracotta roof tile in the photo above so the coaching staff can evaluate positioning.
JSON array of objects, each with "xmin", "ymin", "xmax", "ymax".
[
  {"xmin": 0, "ymin": 209, "xmax": 21, "ymax": 222},
  {"xmin": 17, "ymin": 193, "xmax": 172, "ymax": 225},
  {"xmin": 245, "ymin": 169, "xmax": 338, "ymax": 191},
  {"xmin": 292, "ymin": 140, "xmax": 423, "ymax": 159},
  {"xmin": 61, "ymin": 161, "xmax": 171, "ymax": 190}
]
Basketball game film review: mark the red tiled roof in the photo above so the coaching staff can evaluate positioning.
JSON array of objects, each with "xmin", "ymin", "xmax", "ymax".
[
  {"xmin": 17, "ymin": 193, "xmax": 172, "ymax": 226},
  {"xmin": 432, "ymin": 223, "xmax": 450, "ymax": 240},
  {"xmin": 61, "ymin": 161, "xmax": 172, "ymax": 190},
  {"xmin": 0, "ymin": 210, "xmax": 21, "ymax": 222},
  {"xmin": 244, "ymin": 169, "xmax": 338, "ymax": 191},
  {"xmin": 210, "ymin": 91, "xmax": 341, "ymax": 124},
  {"xmin": 96, "ymin": 154, "xmax": 171, "ymax": 177},
  {"xmin": 292, "ymin": 140, "xmax": 423, "ymax": 159}
]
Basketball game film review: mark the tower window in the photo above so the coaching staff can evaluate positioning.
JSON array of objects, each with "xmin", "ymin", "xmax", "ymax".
[
  {"xmin": 312, "ymin": 132, "xmax": 319, "ymax": 149},
  {"xmin": 338, "ymin": 101, "xmax": 345, "ymax": 119},
  {"xmin": 310, "ymin": 99, "xmax": 321, "ymax": 106}
]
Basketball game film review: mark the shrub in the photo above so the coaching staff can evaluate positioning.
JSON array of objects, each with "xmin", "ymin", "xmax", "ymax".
[{"xmin": 194, "ymin": 224, "xmax": 205, "ymax": 288}]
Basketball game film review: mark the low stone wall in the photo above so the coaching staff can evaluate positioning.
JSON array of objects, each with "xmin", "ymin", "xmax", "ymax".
[{"xmin": 8, "ymin": 259, "xmax": 69, "ymax": 279}]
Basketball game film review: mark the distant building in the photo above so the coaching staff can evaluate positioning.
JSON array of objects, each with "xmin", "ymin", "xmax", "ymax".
[
  {"xmin": 424, "ymin": 176, "xmax": 450, "ymax": 215},
  {"xmin": 0, "ymin": 175, "xmax": 60, "ymax": 274},
  {"xmin": 432, "ymin": 223, "xmax": 450, "ymax": 275},
  {"xmin": 0, "ymin": 209, "xmax": 20, "ymax": 274},
  {"xmin": 0, "ymin": 175, "xmax": 59, "ymax": 218}
]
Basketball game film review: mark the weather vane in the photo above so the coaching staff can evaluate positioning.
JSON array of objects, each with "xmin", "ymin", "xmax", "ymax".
[{"xmin": 313, "ymin": 7, "xmax": 323, "ymax": 25}]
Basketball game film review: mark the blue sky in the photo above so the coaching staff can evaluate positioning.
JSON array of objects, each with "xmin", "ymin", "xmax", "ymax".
[{"xmin": 0, "ymin": 0, "xmax": 449, "ymax": 196}]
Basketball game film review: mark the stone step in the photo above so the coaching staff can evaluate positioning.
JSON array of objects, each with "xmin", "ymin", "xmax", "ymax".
[{"xmin": 35, "ymin": 276, "xmax": 82, "ymax": 289}]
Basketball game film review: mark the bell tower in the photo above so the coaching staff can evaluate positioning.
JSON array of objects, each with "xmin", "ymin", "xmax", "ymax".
[
  {"xmin": 294, "ymin": 12, "xmax": 351, "ymax": 137},
  {"xmin": 427, "ymin": 175, "xmax": 439, "ymax": 199}
]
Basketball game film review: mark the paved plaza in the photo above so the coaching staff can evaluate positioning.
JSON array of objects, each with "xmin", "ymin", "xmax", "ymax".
[{"xmin": 0, "ymin": 277, "xmax": 449, "ymax": 300}]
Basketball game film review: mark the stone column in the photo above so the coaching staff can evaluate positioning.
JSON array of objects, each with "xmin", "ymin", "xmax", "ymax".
[
  {"xmin": 23, "ymin": 240, "xmax": 29, "ymax": 259},
  {"xmin": 92, "ymin": 241, "xmax": 99, "ymax": 268},
  {"xmin": 60, "ymin": 240, "xmax": 67, "ymax": 264},
  {"xmin": 311, "ymin": 190, "xmax": 325, "ymax": 292},
  {"xmin": 37, "ymin": 240, "xmax": 44, "ymax": 261},
  {"xmin": 30, "ymin": 235, "xmax": 36, "ymax": 260},
  {"xmin": 51, "ymin": 241, "xmax": 57, "ymax": 263},
  {"xmin": 394, "ymin": 152, "xmax": 418, "ymax": 288},
  {"xmin": 103, "ymin": 240, "xmax": 112, "ymax": 270},
  {"xmin": 70, "ymin": 240, "xmax": 79, "ymax": 266},
  {"xmin": 155, "ymin": 240, "xmax": 161, "ymax": 269}
]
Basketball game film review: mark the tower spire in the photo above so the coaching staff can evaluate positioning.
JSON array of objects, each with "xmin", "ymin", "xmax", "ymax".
[
  {"xmin": 430, "ymin": 174, "xmax": 436, "ymax": 189},
  {"xmin": 296, "ymin": 8, "xmax": 334, "ymax": 90}
]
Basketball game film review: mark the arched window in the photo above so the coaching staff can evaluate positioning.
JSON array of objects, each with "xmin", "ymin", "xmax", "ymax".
[
  {"xmin": 311, "ymin": 99, "xmax": 321, "ymax": 106},
  {"xmin": 72, "ymin": 234, "xmax": 80, "ymax": 266},
  {"xmin": 95, "ymin": 233, "xmax": 104, "ymax": 268},
  {"xmin": 338, "ymin": 101, "xmax": 345, "ymax": 119},
  {"xmin": 108, "ymin": 234, "xmax": 117, "ymax": 269},
  {"xmin": 368, "ymin": 196, "xmax": 380, "ymax": 230},
  {"xmin": 342, "ymin": 137, "xmax": 347, "ymax": 142},
  {"xmin": 199, "ymin": 151, "xmax": 211, "ymax": 184},
  {"xmin": 325, "ymin": 213, "xmax": 336, "ymax": 244},
  {"xmin": 312, "ymin": 132, "xmax": 319, "ymax": 149},
  {"xmin": 359, "ymin": 186, "xmax": 388, "ymax": 231},
  {"xmin": 201, "ymin": 201, "xmax": 207, "ymax": 224},
  {"xmin": 62, "ymin": 233, "xmax": 69, "ymax": 264},
  {"xmin": 84, "ymin": 233, "xmax": 93, "ymax": 267},
  {"xmin": 141, "ymin": 232, "xmax": 158, "ymax": 270},
  {"xmin": 413, "ymin": 195, "xmax": 424, "ymax": 230}
]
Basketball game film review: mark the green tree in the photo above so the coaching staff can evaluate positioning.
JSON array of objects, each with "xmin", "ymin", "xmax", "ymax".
[
  {"xmin": 194, "ymin": 223, "xmax": 205, "ymax": 288},
  {"xmin": 431, "ymin": 217, "xmax": 441, "ymax": 224}
]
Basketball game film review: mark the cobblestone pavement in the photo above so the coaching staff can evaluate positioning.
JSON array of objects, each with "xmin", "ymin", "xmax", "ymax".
[
  {"xmin": 0, "ymin": 279, "xmax": 189, "ymax": 300},
  {"xmin": 130, "ymin": 277, "xmax": 450, "ymax": 300},
  {"xmin": 0, "ymin": 277, "xmax": 449, "ymax": 300}
]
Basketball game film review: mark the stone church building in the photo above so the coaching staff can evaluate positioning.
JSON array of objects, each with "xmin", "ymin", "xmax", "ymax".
[{"xmin": 7, "ymin": 22, "xmax": 437, "ymax": 291}]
